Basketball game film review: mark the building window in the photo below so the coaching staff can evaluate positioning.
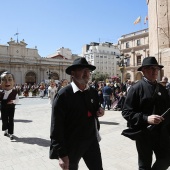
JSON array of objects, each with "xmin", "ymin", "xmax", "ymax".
[
  {"xmin": 126, "ymin": 73, "xmax": 131, "ymax": 79},
  {"xmin": 137, "ymin": 56, "xmax": 141, "ymax": 66},
  {"xmin": 147, "ymin": 50, "xmax": 149, "ymax": 57},
  {"xmin": 137, "ymin": 39, "xmax": 141, "ymax": 46},
  {"xmin": 126, "ymin": 58, "xmax": 130, "ymax": 67},
  {"xmin": 126, "ymin": 42, "xmax": 129, "ymax": 48}
]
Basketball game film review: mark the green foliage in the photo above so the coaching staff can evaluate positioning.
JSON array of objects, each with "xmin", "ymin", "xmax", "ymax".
[{"xmin": 91, "ymin": 72, "xmax": 109, "ymax": 82}]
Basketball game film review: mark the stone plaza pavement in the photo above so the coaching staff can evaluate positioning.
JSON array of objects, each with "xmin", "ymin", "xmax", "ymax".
[{"xmin": 0, "ymin": 96, "xmax": 169, "ymax": 170}]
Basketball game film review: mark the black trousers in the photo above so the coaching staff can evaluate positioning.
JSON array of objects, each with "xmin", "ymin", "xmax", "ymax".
[
  {"xmin": 67, "ymin": 137, "xmax": 103, "ymax": 170},
  {"xmin": 135, "ymin": 129, "xmax": 170, "ymax": 170},
  {"xmin": 1, "ymin": 106, "xmax": 15, "ymax": 134}
]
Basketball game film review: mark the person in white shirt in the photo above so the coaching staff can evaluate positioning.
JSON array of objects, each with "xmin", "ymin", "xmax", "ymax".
[
  {"xmin": 48, "ymin": 79, "xmax": 57, "ymax": 105},
  {"xmin": 0, "ymin": 72, "xmax": 19, "ymax": 140}
]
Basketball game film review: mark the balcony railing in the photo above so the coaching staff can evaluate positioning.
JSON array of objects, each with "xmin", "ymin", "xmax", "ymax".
[{"xmin": 120, "ymin": 28, "xmax": 149, "ymax": 39}]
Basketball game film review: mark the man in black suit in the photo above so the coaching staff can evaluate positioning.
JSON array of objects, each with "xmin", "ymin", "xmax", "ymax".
[
  {"xmin": 50, "ymin": 57, "xmax": 104, "ymax": 170},
  {"xmin": 122, "ymin": 57, "xmax": 170, "ymax": 170}
]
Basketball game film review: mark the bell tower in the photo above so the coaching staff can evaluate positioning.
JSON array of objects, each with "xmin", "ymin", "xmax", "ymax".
[{"xmin": 148, "ymin": 0, "xmax": 170, "ymax": 79}]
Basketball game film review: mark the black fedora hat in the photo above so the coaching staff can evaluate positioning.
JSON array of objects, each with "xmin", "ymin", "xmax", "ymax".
[
  {"xmin": 65, "ymin": 57, "xmax": 96, "ymax": 75},
  {"xmin": 137, "ymin": 56, "xmax": 164, "ymax": 71}
]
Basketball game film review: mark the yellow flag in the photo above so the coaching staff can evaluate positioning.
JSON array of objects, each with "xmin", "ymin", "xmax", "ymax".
[{"xmin": 134, "ymin": 16, "xmax": 141, "ymax": 25}]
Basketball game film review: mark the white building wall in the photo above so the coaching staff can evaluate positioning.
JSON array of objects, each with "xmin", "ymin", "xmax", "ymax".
[{"xmin": 82, "ymin": 42, "xmax": 120, "ymax": 78}]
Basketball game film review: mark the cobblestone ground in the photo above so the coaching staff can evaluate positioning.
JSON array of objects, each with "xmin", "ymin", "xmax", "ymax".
[{"xmin": 0, "ymin": 96, "xmax": 169, "ymax": 170}]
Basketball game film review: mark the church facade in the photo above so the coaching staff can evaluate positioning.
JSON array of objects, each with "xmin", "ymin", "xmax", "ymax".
[{"xmin": 0, "ymin": 38, "xmax": 75, "ymax": 85}]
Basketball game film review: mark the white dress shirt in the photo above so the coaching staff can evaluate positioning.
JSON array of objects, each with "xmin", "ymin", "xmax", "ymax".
[
  {"xmin": 71, "ymin": 81, "xmax": 89, "ymax": 93},
  {"xmin": 3, "ymin": 89, "xmax": 19, "ymax": 104}
]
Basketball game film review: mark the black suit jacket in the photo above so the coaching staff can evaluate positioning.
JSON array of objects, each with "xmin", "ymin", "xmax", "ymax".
[
  {"xmin": 50, "ymin": 84, "xmax": 100, "ymax": 159},
  {"xmin": 121, "ymin": 78, "xmax": 170, "ymax": 140}
]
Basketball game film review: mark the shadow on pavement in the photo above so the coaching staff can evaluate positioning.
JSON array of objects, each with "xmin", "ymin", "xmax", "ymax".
[
  {"xmin": 12, "ymin": 136, "xmax": 50, "ymax": 147},
  {"xmin": 99, "ymin": 121, "xmax": 119, "ymax": 125},
  {"xmin": 14, "ymin": 119, "xmax": 32, "ymax": 123}
]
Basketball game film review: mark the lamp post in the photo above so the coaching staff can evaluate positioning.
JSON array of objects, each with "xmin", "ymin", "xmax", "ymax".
[
  {"xmin": 46, "ymin": 70, "xmax": 53, "ymax": 80},
  {"xmin": 116, "ymin": 53, "xmax": 128, "ymax": 83}
]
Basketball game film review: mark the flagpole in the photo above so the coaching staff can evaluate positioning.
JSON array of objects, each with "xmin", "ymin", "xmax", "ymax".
[
  {"xmin": 14, "ymin": 29, "xmax": 19, "ymax": 43},
  {"xmin": 16, "ymin": 33, "xmax": 18, "ymax": 43}
]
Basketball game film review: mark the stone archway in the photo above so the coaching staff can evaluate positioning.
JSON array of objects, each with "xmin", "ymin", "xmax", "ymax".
[
  {"xmin": 25, "ymin": 72, "xmax": 36, "ymax": 85},
  {"xmin": 125, "ymin": 73, "xmax": 131, "ymax": 80},
  {"xmin": 136, "ymin": 72, "xmax": 143, "ymax": 81},
  {"xmin": 51, "ymin": 72, "xmax": 59, "ymax": 80}
]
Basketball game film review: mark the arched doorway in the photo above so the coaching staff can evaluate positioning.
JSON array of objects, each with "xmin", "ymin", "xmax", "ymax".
[
  {"xmin": 51, "ymin": 72, "xmax": 59, "ymax": 80},
  {"xmin": 136, "ymin": 72, "xmax": 143, "ymax": 81},
  {"xmin": 25, "ymin": 72, "xmax": 36, "ymax": 85},
  {"xmin": 125, "ymin": 73, "xmax": 131, "ymax": 80}
]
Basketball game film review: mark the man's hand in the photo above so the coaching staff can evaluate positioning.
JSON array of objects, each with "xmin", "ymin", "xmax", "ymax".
[
  {"xmin": 147, "ymin": 115, "xmax": 164, "ymax": 125},
  {"xmin": 96, "ymin": 107, "xmax": 104, "ymax": 117},
  {"xmin": 59, "ymin": 156, "xmax": 69, "ymax": 170}
]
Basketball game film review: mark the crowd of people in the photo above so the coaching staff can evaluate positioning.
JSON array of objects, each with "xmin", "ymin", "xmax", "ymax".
[
  {"xmin": 87, "ymin": 79, "xmax": 135, "ymax": 112},
  {"xmin": 11, "ymin": 79, "xmax": 68, "ymax": 98},
  {"xmin": 5, "ymin": 74, "xmax": 133, "ymax": 113}
]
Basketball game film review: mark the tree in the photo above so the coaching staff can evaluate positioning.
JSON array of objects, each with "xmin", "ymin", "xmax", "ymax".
[{"xmin": 92, "ymin": 72, "xmax": 109, "ymax": 82}]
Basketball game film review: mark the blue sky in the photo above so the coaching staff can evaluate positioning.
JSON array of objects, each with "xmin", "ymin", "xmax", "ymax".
[{"xmin": 0, "ymin": 0, "xmax": 148, "ymax": 57}]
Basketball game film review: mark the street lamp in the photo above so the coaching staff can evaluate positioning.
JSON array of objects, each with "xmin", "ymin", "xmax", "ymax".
[
  {"xmin": 46, "ymin": 70, "xmax": 53, "ymax": 80},
  {"xmin": 116, "ymin": 53, "xmax": 128, "ymax": 83}
]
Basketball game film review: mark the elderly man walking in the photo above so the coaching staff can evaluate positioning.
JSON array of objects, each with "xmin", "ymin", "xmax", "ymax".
[
  {"xmin": 121, "ymin": 57, "xmax": 170, "ymax": 170},
  {"xmin": 50, "ymin": 57, "xmax": 104, "ymax": 170}
]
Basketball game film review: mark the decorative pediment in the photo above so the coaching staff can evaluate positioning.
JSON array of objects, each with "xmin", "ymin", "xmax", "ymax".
[{"xmin": 50, "ymin": 54, "xmax": 67, "ymax": 59}]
